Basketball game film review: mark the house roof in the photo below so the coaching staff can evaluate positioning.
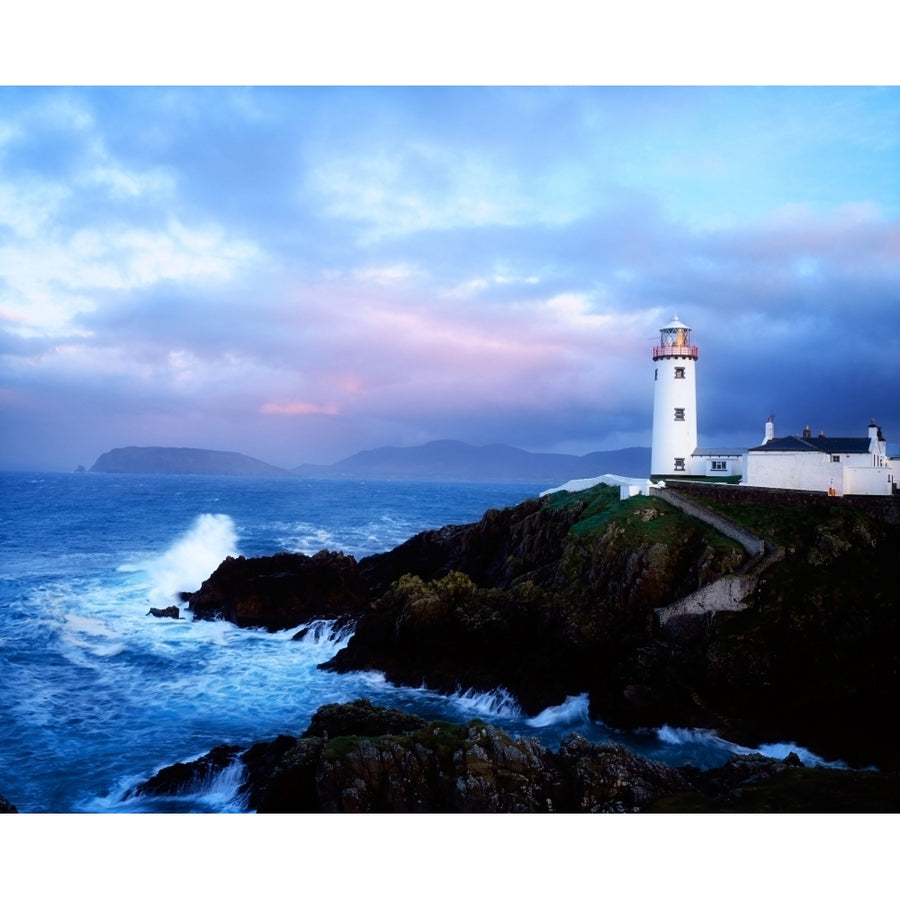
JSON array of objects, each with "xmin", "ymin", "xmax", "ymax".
[
  {"xmin": 748, "ymin": 435, "xmax": 871, "ymax": 454},
  {"xmin": 692, "ymin": 447, "xmax": 747, "ymax": 457}
]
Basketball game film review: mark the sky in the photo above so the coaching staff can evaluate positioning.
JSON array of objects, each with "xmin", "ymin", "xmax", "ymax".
[{"xmin": 1, "ymin": 83, "xmax": 899, "ymax": 471}]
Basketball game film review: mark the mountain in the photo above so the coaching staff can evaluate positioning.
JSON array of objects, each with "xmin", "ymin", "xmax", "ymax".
[
  {"xmin": 293, "ymin": 440, "xmax": 651, "ymax": 482},
  {"xmin": 90, "ymin": 446, "xmax": 293, "ymax": 477},
  {"xmin": 89, "ymin": 441, "xmax": 652, "ymax": 481}
]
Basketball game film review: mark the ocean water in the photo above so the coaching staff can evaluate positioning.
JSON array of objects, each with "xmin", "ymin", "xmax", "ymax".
[{"xmin": 0, "ymin": 471, "xmax": 842, "ymax": 813}]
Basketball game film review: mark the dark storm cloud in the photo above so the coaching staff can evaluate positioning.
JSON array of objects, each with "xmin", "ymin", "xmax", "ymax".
[{"xmin": 1, "ymin": 86, "xmax": 898, "ymax": 470}]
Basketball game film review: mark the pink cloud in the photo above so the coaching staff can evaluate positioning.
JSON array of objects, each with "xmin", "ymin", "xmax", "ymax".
[{"xmin": 259, "ymin": 401, "xmax": 340, "ymax": 416}]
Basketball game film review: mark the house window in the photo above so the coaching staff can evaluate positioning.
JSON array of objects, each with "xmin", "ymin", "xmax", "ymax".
[
  {"xmin": 674, "ymin": 408, "xmax": 685, "ymax": 421},
  {"xmin": 674, "ymin": 367, "xmax": 685, "ymax": 379},
  {"xmin": 831, "ymin": 455, "xmax": 840, "ymax": 463},
  {"xmin": 711, "ymin": 460, "xmax": 727, "ymax": 472},
  {"xmin": 674, "ymin": 458, "xmax": 685, "ymax": 471}
]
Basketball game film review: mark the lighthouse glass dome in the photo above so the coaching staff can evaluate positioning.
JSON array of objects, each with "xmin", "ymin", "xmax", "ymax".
[{"xmin": 653, "ymin": 316, "xmax": 699, "ymax": 360}]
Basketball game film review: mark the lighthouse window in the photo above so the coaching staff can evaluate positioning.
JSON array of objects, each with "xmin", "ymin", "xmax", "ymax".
[
  {"xmin": 674, "ymin": 408, "xmax": 685, "ymax": 421},
  {"xmin": 674, "ymin": 367, "xmax": 685, "ymax": 379},
  {"xmin": 674, "ymin": 458, "xmax": 685, "ymax": 471}
]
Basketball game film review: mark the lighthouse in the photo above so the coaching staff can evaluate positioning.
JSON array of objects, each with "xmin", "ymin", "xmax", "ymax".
[{"xmin": 651, "ymin": 315, "xmax": 699, "ymax": 478}]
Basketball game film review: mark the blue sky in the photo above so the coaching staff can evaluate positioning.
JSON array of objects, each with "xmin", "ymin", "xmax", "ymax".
[{"xmin": 1, "ymin": 84, "xmax": 898, "ymax": 470}]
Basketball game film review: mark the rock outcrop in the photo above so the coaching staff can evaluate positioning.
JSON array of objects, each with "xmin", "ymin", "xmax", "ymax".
[
  {"xmin": 175, "ymin": 483, "xmax": 900, "ymax": 771},
  {"xmin": 327, "ymin": 488, "xmax": 747, "ymax": 726},
  {"xmin": 124, "ymin": 700, "xmax": 900, "ymax": 813},
  {"xmin": 181, "ymin": 550, "xmax": 368, "ymax": 631},
  {"xmin": 147, "ymin": 605, "xmax": 180, "ymax": 619}
]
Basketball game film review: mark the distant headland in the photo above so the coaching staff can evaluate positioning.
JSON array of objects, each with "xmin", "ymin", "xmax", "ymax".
[
  {"xmin": 88, "ymin": 441, "xmax": 651, "ymax": 483},
  {"xmin": 89, "ymin": 446, "xmax": 293, "ymax": 477}
]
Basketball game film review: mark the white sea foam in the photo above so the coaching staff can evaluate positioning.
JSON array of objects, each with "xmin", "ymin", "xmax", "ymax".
[
  {"xmin": 449, "ymin": 686, "xmax": 524, "ymax": 719},
  {"xmin": 142, "ymin": 513, "xmax": 239, "ymax": 605},
  {"xmin": 656, "ymin": 725, "xmax": 848, "ymax": 769},
  {"xmin": 87, "ymin": 757, "xmax": 248, "ymax": 813},
  {"xmin": 657, "ymin": 724, "xmax": 735, "ymax": 747},
  {"xmin": 291, "ymin": 619, "xmax": 355, "ymax": 652},
  {"xmin": 525, "ymin": 693, "xmax": 591, "ymax": 728},
  {"xmin": 754, "ymin": 741, "xmax": 848, "ymax": 769}
]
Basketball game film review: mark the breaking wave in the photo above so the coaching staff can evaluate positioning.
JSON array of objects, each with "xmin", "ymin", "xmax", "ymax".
[
  {"xmin": 126, "ymin": 513, "xmax": 239, "ymax": 605},
  {"xmin": 525, "ymin": 693, "xmax": 591, "ymax": 728},
  {"xmin": 448, "ymin": 686, "xmax": 524, "ymax": 719},
  {"xmin": 656, "ymin": 725, "xmax": 848, "ymax": 769}
]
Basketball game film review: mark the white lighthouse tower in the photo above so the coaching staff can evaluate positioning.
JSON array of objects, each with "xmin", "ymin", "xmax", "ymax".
[{"xmin": 651, "ymin": 315, "xmax": 699, "ymax": 478}]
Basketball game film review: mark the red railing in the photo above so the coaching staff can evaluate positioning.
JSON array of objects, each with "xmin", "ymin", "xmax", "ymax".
[{"xmin": 653, "ymin": 345, "xmax": 699, "ymax": 360}]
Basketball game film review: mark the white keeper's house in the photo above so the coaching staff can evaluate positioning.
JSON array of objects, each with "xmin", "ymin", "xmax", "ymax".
[
  {"xmin": 650, "ymin": 315, "xmax": 898, "ymax": 496},
  {"xmin": 744, "ymin": 417, "xmax": 897, "ymax": 496}
]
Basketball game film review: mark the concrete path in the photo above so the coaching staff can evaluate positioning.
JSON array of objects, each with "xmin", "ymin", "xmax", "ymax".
[{"xmin": 649, "ymin": 486, "xmax": 783, "ymax": 629}]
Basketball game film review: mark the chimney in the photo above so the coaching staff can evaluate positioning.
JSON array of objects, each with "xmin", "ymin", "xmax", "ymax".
[
  {"xmin": 869, "ymin": 419, "xmax": 881, "ymax": 452},
  {"xmin": 802, "ymin": 424, "xmax": 811, "ymax": 439}
]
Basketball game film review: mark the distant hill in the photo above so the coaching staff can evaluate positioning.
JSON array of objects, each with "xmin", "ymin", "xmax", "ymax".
[
  {"xmin": 293, "ymin": 440, "xmax": 651, "ymax": 483},
  {"xmin": 90, "ymin": 447, "xmax": 293, "ymax": 477},
  {"xmin": 90, "ymin": 441, "xmax": 652, "ymax": 482}
]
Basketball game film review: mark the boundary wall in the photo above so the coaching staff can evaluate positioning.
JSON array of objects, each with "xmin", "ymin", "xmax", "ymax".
[{"xmin": 658, "ymin": 480, "xmax": 900, "ymax": 525}]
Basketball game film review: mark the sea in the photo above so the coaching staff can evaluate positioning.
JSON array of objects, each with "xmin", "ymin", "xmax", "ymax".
[{"xmin": 0, "ymin": 471, "xmax": 845, "ymax": 814}]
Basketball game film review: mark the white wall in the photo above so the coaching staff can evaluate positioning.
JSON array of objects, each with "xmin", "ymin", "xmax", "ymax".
[
  {"xmin": 844, "ymin": 465, "xmax": 895, "ymax": 496},
  {"xmin": 691, "ymin": 456, "xmax": 744, "ymax": 478},
  {"xmin": 745, "ymin": 451, "xmax": 844, "ymax": 493},
  {"xmin": 745, "ymin": 452, "xmax": 896, "ymax": 495},
  {"xmin": 651, "ymin": 356, "xmax": 698, "ymax": 476}
]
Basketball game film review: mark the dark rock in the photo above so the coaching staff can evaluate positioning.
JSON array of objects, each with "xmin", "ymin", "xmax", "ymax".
[
  {"xmin": 253, "ymin": 716, "xmax": 557, "ymax": 813},
  {"xmin": 327, "ymin": 486, "xmax": 900, "ymax": 770},
  {"xmin": 554, "ymin": 734, "xmax": 695, "ymax": 813},
  {"xmin": 326, "ymin": 488, "xmax": 745, "ymax": 719},
  {"xmin": 147, "ymin": 605, "xmax": 180, "ymax": 619},
  {"xmin": 0, "ymin": 793, "xmax": 17, "ymax": 813},
  {"xmin": 357, "ymin": 497, "xmax": 580, "ymax": 598},
  {"xmin": 123, "ymin": 744, "xmax": 243, "ymax": 799},
  {"xmin": 236, "ymin": 734, "xmax": 301, "ymax": 811},
  {"xmin": 182, "ymin": 550, "xmax": 368, "ymax": 631},
  {"xmin": 649, "ymin": 753, "xmax": 900, "ymax": 813},
  {"xmin": 125, "ymin": 701, "xmax": 900, "ymax": 813},
  {"xmin": 301, "ymin": 698, "xmax": 427, "ymax": 739},
  {"xmin": 175, "ymin": 482, "xmax": 900, "ymax": 774}
]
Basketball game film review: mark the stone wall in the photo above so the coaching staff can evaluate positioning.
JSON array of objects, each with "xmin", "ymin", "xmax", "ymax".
[
  {"xmin": 656, "ymin": 574, "xmax": 753, "ymax": 628},
  {"xmin": 660, "ymin": 480, "xmax": 900, "ymax": 525},
  {"xmin": 648, "ymin": 485, "xmax": 765, "ymax": 556}
]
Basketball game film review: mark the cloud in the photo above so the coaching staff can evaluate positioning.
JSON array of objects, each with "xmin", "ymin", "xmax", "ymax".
[
  {"xmin": 1, "ymin": 87, "xmax": 898, "ymax": 471},
  {"xmin": 260, "ymin": 401, "xmax": 340, "ymax": 416}
]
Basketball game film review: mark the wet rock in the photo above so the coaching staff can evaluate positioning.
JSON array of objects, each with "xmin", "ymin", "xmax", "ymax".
[
  {"xmin": 126, "ymin": 701, "xmax": 900, "ymax": 813},
  {"xmin": 123, "ymin": 744, "xmax": 244, "ymax": 799},
  {"xmin": 182, "ymin": 550, "xmax": 368, "ymax": 631},
  {"xmin": 555, "ymin": 734, "xmax": 694, "ymax": 812},
  {"xmin": 147, "ymin": 605, "xmax": 180, "ymax": 618},
  {"xmin": 301, "ymin": 698, "xmax": 427, "ymax": 739}
]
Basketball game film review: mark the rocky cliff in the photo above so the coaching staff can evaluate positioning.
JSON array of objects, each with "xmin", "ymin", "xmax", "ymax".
[{"xmin": 175, "ymin": 482, "xmax": 900, "ymax": 773}]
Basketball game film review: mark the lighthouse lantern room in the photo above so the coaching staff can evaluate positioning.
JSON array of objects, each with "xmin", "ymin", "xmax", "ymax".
[{"xmin": 651, "ymin": 315, "xmax": 699, "ymax": 478}]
